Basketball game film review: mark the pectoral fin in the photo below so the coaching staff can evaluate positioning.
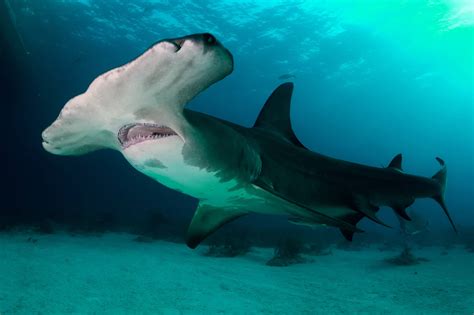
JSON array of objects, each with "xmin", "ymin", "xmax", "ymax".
[{"xmin": 186, "ymin": 203, "xmax": 248, "ymax": 249}]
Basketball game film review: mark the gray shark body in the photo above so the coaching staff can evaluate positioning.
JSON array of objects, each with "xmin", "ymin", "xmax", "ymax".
[{"xmin": 42, "ymin": 33, "xmax": 456, "ymax": 248}]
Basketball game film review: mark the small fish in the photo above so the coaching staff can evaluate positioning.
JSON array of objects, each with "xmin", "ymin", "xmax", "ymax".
[{"xmin": 278, "ymin": 73, "xmax": 296, "ymax": 80}]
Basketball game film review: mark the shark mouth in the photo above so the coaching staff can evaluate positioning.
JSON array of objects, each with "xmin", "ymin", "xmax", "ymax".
[{"xmin": 118, "ymin": 123, "xmax": 178, "ymax": 149}]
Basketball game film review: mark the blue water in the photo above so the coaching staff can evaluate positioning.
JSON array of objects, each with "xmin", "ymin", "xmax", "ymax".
[
  {"xmin": 1, "ymin": 1, "xmax": 474, "ymax": 313},
  {"xmin": 4, "ymin": 0, "xmax": 472, "ymax": 228}
]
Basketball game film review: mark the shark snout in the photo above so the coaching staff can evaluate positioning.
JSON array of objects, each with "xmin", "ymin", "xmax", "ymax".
[
  {"xmin": 41, "ymin": 124, "xmax": 75, "ymax": 155},
  {"xmin": 41, "ymin": 119, "xmax": 116, "ymax": 156},
  {"xmin": 41, "ymin": 128, "xmax": 65, "ymax": 154},
  {"xmin": 41, "ymin": 125, "xmax": 57, "ymax": 149}
]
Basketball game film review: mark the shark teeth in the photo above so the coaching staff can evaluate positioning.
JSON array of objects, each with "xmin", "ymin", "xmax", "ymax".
[{"xmin": 118, "ymin": 123, "xmax": 177, "ymax": 149}]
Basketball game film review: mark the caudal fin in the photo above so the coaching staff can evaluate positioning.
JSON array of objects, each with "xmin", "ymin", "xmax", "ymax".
[{"xmin": 431, "ymin": 157, "xmax": 457, "ymax": 233}]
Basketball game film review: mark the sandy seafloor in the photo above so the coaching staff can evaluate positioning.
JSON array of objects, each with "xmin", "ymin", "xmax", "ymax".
[{"xmin": 0, "ymin": 232, "xmax": 472, "ymax": 315}]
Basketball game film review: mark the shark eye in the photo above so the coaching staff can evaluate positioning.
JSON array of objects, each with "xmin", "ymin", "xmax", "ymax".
[{"xmin": 203, "ymin": 33, "xmax": 216, "ymax": 45}]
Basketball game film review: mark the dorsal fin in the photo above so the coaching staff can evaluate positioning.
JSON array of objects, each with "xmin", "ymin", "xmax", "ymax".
[
  {"xmin": 253, "ymin": 83, "xmax": 305, "ymax": 148},
  {"xmin": 387, "ymin": 153, "xmax": 403, "ymax": 171}
]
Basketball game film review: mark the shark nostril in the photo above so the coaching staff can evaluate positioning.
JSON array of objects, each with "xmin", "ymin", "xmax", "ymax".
[
  {"xmin": 42, "ymin": 135, "xmax": 52, "ymax": 144},
  {"xmin": 166, "ymin": 38, "xmax": 185, "ymax": 52}
]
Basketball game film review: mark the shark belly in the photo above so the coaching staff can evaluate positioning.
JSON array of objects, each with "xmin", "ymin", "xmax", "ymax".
[{"xmin": 121, "ymin": 136, "xmax": 287, "ymax": 213}]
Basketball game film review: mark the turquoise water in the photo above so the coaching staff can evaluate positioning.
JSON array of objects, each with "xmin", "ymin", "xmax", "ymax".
[
  {"xmin": 2, "ymin": 0, "xmax": 473, "ymax": 314},
  {"xmin": 6, "ymin": 0, "xmax": 473, "ymax": 224}
]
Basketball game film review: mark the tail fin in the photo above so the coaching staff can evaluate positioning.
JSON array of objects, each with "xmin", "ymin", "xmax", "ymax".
[{"xmin": 432, "ymin": 157, "xmax": 457, "ymax": 233}]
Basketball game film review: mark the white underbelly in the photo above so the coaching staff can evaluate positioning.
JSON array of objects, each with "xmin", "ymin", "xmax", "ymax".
[{"xmin": 123, "ymin": 139, "xmax": 303, "ymax": 216}]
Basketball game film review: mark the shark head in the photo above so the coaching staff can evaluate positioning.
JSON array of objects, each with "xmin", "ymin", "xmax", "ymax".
[{"xmin": 42, "ymin": 33, "xmax": 233, "ymax": 158}]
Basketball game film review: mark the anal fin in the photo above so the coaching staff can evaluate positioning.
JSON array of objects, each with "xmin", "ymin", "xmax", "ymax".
[
  {"xmin": 340, "ymin": 229, "xmax": 355, "ymax": 241},
  {"xmin": 392, "ymin": 206, "xmax": 412, "ymax": 221},
  {"xmin": 186, "ymin": 203, "xmax": 248, "ymax": 249}
]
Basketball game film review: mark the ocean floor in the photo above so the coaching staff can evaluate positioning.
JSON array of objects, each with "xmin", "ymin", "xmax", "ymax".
[{"xmin": 0, "ymin": 232, "xmax": 472, "ymax": 314}]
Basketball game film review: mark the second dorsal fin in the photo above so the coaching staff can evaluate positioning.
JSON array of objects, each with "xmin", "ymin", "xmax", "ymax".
[{"xmin": 253, "ymin": 83, "xmax": 305, "ymax": 148}]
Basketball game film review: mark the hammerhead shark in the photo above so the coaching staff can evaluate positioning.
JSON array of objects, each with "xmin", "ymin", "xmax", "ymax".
[{"xmin": 42, "ymin": 33, "xmax": 456, "ymax": 248}]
